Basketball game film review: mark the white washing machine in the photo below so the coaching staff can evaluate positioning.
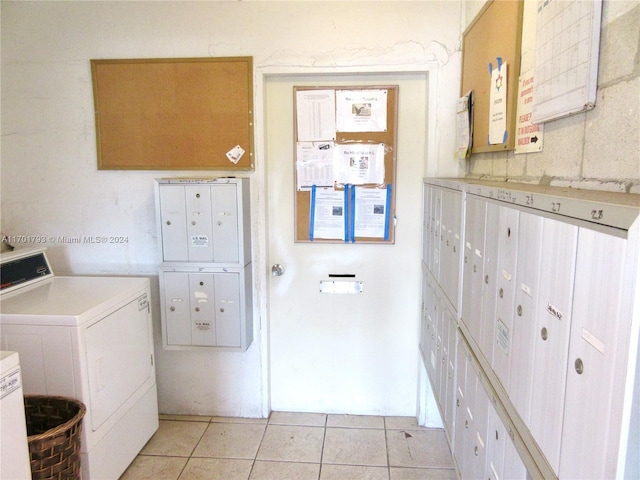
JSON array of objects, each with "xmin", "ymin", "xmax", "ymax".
[
  {"xmin": 0, "ymin": 248, "xmax": 159, "ymax": 480},
  {"xmin": 0, "ymin": 351, "xmax": 32, "ymax": 480}
]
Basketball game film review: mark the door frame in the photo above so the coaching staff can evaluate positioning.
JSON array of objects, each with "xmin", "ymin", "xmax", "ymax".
[{"xmin": 253, "ymin": 62, "xmax": 441, "ymax": 419}]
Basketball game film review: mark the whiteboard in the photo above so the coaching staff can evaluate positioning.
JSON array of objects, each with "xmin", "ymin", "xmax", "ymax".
[{"xmin": 532, "ymin": 0, "xmax": 602, "ymax": 124}]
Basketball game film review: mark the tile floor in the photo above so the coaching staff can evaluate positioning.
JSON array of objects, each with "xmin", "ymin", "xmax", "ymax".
[{"xmin": 120, "ymin": 412, "xmax": 457, "ymax": 480}]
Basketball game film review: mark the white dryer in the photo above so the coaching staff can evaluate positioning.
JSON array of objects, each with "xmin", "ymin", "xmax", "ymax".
[{"xmin": 0, "ymin": 248, "xmax": 158, "ymax": 479}]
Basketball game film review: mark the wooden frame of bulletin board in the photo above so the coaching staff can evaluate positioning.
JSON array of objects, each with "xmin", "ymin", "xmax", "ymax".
[
  {"xmin": 461, "ymin": 0, "xmax": 524, "ymax": 153},
  {"xmin": 91, "ymin": 57, "xmax": 254, "ymax": 170},
  {"xmin": 293, "ymin": 85, "xmax": 398, "ymax": 244}
]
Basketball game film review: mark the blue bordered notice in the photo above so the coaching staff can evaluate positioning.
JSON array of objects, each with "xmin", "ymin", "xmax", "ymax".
[
  {"xmin": 309, "ymin": 185, "xmax": 349, "ymax": 241},
  {"xmin": 352, "ymin": 185, "xmax": 391, "ymax": 241}
]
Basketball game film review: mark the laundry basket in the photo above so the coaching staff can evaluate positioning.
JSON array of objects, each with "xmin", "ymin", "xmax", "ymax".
[{"xmin": 24, "ymin": 395, "xmax": 86, "ymax": 480}]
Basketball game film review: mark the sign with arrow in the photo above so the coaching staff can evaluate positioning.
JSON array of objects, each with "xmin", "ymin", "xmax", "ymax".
[{"xmin": 515, "ymin": 70, "xmax": 544, "ymax": 154}]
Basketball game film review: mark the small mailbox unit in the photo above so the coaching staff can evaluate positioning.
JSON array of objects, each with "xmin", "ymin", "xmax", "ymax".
[{"xmin": 155, "ymin": 177, "xmax": 253, "ymax": 351}]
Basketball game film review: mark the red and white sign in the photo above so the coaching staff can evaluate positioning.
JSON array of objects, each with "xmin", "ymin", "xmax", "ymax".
[{"xmin": 515, "ymin": 71, "xmax": 544, "ymax": 154}]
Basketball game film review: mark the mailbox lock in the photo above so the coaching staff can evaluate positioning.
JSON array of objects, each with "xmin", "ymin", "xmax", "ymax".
[
  {"xmin": 575, "ymin": 358, "xmax": 584, "ymax": 375},
  {"xmin": 192, "ymin": 221, "xmax": 197, "ymax": 225},
  {"xmin": 195, "ymin": 307, "xmax": 200, "ymax": 312},
  {"xmin": 485, "ymin": 275, "xmax": 489, "ymax": 285},
  {"xmin": 196, "ymin": 193, "xmax": 201, "ymax": 198},
  {"xmin": 170, "ymin": 306, "xmax": 175, "ymax": 312},
  {"xmin": 517, "ymin": 305, "xmax": 523, "ymax": 316},
  {"xmin": 541, "ymin": 327, "xmax": 548, "ymax": 341},
  {"xmin": 220, "ymin": 308, "xmax": 225, "ymax": 313},
  {"xmin": 499, "ymin": 288, "xmax": 504, "ymax": 298},
  {"xmin": 166, "ymin": 220, "xmax": 171, "ymax": 225}
]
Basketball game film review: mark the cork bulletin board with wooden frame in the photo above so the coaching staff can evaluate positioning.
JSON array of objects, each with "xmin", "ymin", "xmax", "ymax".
[
  {"xmin": 91, "ymin": 56, "xmax": 254, "ymax": 170},
  {"xmin": 293, "ymin": 85, "xmax": 398, "ymax": 244},
  {"xmin": 461, "ymin": 0, "xmax": 524, "ymax": 153}
]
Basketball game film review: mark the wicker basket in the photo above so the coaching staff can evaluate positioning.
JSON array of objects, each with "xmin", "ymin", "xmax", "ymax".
[{"xmin": 24, "ymin": 395, "xmax": 86, "ymax": 480}]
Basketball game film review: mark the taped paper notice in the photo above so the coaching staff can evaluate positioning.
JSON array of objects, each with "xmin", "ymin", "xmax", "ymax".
[
  {"xmin": 496, "ymin": 319, "xmax": 510, "ymax": 354},
  {"xmin": 226, "ymin": 145, "xmax": 245, "ymax": 164},
  {"xmin": 191, "ymin": 235, "xmax": 209, "ymax": 247}
]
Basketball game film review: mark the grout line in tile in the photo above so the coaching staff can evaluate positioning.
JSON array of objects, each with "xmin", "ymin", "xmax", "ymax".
[{"xmin": 246, "ymin": 416, "xmax": 270, "ymax": 480}]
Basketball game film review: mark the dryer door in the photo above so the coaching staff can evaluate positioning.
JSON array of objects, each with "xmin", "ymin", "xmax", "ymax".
[{"xmin": 85, "ymin": 293, "xmax": 153, "ymax": 430}]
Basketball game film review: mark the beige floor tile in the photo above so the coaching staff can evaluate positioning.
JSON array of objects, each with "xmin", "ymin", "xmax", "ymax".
[
  {"xmin": 389, "ymin": 466, "xmax": 458, "ymax": 479},
  {"xmin": 323, "ymin": 427, "xmax": 387, "ymax": 467},
  {"xmin": 257, "ymin": 425, "xmax": 325, "ymax": 463},
  {"xmin": 141, "ymin": 420, "xmax": 208, "ymax": 457},
  {"xmin": 119, "ymin": 455, "xmax": 187, "ymax": 480},
  {"xmin": 320, "ymin": 464, "xmax": 390, "ymax": 480},
  {"xmin": 192, "ymin": 422, "xmax": 266, "ymax": 459},
  {"xmin": 327, "ymin": 414, "xmax": 385, "ymax": 429},
  {"xmin": 249, "ymin": 461, "xmax": 321, "ymax": 480},
  {"xmin": 269, "ymin": 411, "xmax": 327, "ymax": 427},
  {"xmin": 179, "ymin": 457, "xmax": 253, "ymax": 480},
  {"xmin": 387, "ymin": 430, "xmax": 454, "ymax": 469}
]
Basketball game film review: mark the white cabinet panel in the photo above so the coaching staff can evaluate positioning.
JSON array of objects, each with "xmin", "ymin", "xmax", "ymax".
[
  {"xmin": 431, "ymin": 187, "xmax": 442, "ymax": 281},
  {"xmin": 440, "ymin": 188, "xmax": 462, "ymax": 310},
  {"xmin": 508, "ymin": 212, "xmax": 543, "ymax": 423},
  {"xmin": 185, "ymin": 185, "xmax": 215, "ymax": 262},
  {"xmin": 423, "ymin": 184, "xmax": 431, "ymax": 267},
  {"xmin": 213, "ymin": 273, "xmax": 242, "ymax": 347},
  {"xmin": 462, "ymin": 195, "xmax": 485, "ymax": 345},
  {"xmin": 162, "ymin": 271, "xmax": 191, "ymax": 346},
  {"xmin": 480, "ymin": 201, "xmax": 501, "ymax": 365},
  {"xmin": 159, "ymin": 185, "xmax": 189, "ymax": 262},
  {"xmin": 211, "ymin": 184, "xmax": 241, "ymax": 263},
  {"xmin": 492, "ymin": 206, "xmax": 520, "ymax": 391},
  {"xmin": 529, "ymin": 218, "xmax": 577, "ymax": 474},
  {"xmin": 560, "ymin": 228, "xmax": 628, "ymax": 480},
  {"xmin": 189, "ymin": 273, "xmax": 217, "ymax": 346},
  {"xmin": 485, "ymin": 406, "xmax": 507, "ymax": 480},
  {"xmin": 453, "ymin": 338, "xmax": 470, "ymax": 477}
]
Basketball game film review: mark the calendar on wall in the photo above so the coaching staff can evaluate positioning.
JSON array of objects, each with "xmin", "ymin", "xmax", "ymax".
[{"xmin": 531, "ymin": 0, "xmax": 602, "ymax": 124}]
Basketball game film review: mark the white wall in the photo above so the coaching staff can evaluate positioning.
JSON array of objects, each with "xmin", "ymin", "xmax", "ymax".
[{"xmin": 1, "ymin": 1, "xmax": 463, "ymax": 417}]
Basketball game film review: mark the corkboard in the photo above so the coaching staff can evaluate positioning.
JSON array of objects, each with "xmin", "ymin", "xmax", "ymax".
[
  {"xmin": 461, "ymin": 0, "xmax": 523, "ymax": 153},
  {"xmin": 294, "ymin": 86, "xmax": 398, "ymax": 244},
  {"xmin": 91, "ymin": 57, "xmax": 254, "ymax": 170}
]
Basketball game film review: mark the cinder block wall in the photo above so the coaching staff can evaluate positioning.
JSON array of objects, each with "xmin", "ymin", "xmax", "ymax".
[{"xmin": 465, "ymin": 2, "xmax": 640, "ymax": 194}]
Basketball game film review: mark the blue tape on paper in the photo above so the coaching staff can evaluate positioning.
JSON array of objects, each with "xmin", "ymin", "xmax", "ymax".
[
  {"xmin": 349, "ymin": 185, "xmax": 355, "ymax": 242},
  {"xmin": 503, "ymin": 130, "xmax": 508, "ymax": 143},
  {"xmin": 497, "ymin": 56, "xmax": 503, "ymax": 71},
  {"xmin": 489, "ymin": 62, "xmax": 493, "ymax": 75},
  {"xmin": 384, "ymin": 184, "xmax": 392, "ymax": 241},
  {"xmin": 309, "ymin": 184, "xmax": 316, "ymax": 241}
]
